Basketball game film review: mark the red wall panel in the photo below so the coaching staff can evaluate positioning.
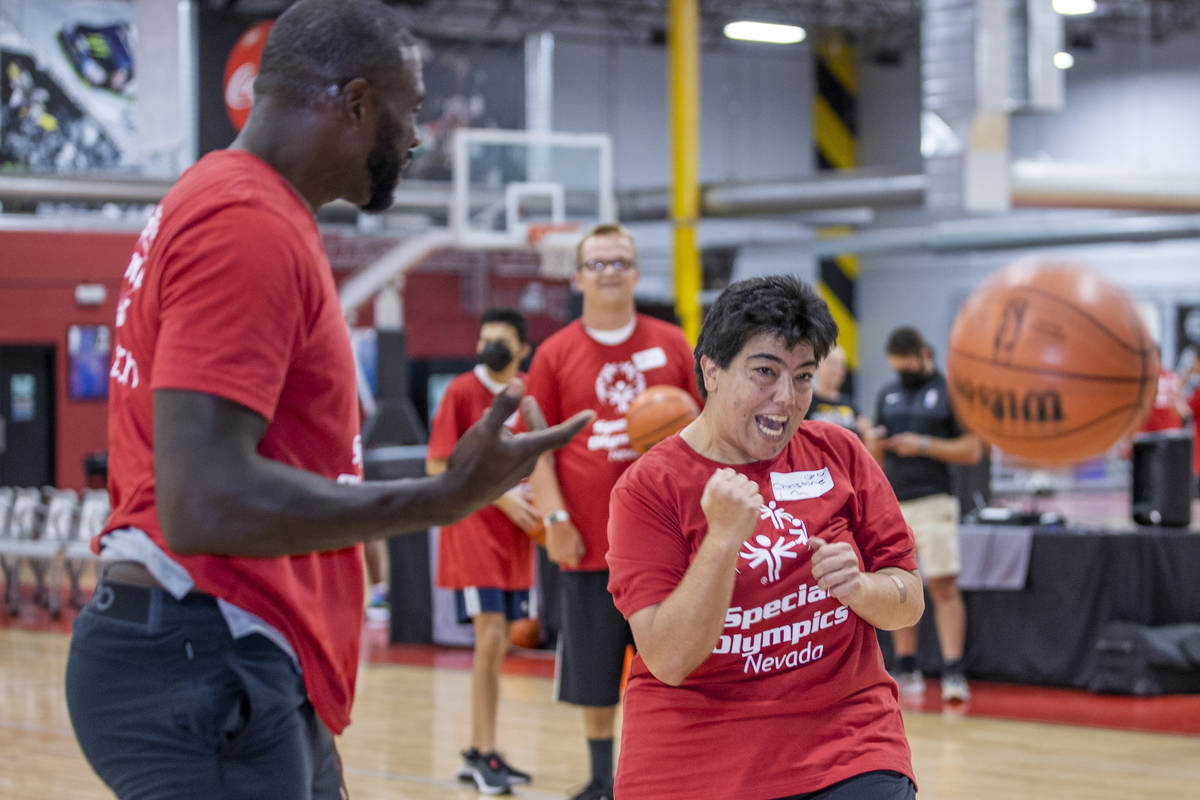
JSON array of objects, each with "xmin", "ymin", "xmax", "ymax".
[{"xmin": 0, "ymin": 230, "xmax": 135, "ymax": 488}]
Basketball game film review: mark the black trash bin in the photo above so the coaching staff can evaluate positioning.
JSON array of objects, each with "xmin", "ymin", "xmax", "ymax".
[{"xmin": 1131, "ymin": 430, "xmax": 1193, "ymax": 527}]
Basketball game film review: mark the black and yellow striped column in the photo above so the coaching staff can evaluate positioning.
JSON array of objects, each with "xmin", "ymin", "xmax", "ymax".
[{"xmin": 813, "ymin": 35, "xmax": 859, "ymax": 393}]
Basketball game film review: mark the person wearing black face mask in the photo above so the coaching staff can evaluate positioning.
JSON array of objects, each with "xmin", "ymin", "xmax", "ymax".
[
  {"xmin": 867, "ymin": 326, "xmax": 982, "ymax": 706},
  {"xmin": 478, "ymin": 339, "xmax": 516, "ymax": 373},
  {"xmin": 425, "ymin": 306, "xmax": 540, "ymax": 794}
]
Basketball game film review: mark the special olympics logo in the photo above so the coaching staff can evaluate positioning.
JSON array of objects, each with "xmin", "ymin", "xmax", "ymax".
[{"xmin": 595, "ymin": 361, "xmax": 645, "ymax": 413}]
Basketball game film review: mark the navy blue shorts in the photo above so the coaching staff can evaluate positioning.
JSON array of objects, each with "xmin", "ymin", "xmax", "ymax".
[
  {"xmin": 454, "ymin": 587, "xmax": 533, "ymax": 624},
  {"xmin": 65, "ymin": 580, "xmax": 345, "ymax": 800}
]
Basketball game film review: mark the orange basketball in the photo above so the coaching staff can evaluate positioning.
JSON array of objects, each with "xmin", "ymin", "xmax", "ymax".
[
  {"xmin": 626, "ymin": 385, "xmax": 700, "ymax": 454},
  {"xmin": 510, "ymin": 618, "xmax": 542, "ymax": 649},
  {"xmin": 946, "ymin": 258, "xmax": 1158, "ymax": 466}
]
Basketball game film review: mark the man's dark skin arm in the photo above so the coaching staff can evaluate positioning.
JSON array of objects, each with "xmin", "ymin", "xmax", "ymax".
[{"xmin": 154, "ymin": 380, "xmax": 593, "ymax": 557}]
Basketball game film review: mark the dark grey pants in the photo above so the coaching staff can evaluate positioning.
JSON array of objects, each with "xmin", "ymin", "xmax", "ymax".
[
  {"xmin": 773, "ymin": 770, "xmax": 917, "ymax": 800},
  {"xmin": 65, "ymin": 581, "xmax": 346, "ymax": 800}
]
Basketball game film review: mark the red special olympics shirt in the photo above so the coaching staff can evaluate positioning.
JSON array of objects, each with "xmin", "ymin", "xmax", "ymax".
[
  {"xmin": 607, "ymin": 422, "xmax": 918, "ymax": 799},
  {"xmin": 1140, "ymin": 367, "xmax": 1185, "ymax": 433},
  {"xmin": 102, "ymin": 150, "xmax": 364, "ymax": 733},
  {"xmin": 428, "ymin": 368, "xmax": 533, "ymax": 590},
  {"xmin": 525, "ymin": 316, "xmax": 700, "ymax": 571}
]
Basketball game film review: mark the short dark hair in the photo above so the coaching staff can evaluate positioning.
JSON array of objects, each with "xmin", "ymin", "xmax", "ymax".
[
  {"xmin": 694, "ymin": 276, "xmax": 838, "ymax": 399},
  {"xmin": 885, "ymin": 326, "xmax": 927, "ymax": 357},
  {"xmin": 575, "ymin": 223, "xmax": 637, "ymax": 270},
  {"xmin": 480, "ymin": 307, "xmax": 527, "ymax": 344},
  {"xmin": 255, "ymin": 0, "xmax": 416, "ymax": 105}
]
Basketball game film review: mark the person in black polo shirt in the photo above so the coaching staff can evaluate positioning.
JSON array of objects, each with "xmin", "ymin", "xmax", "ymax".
[{"xmin": 867, "ymin": 327, "xmax": 982, "ymax": 703}]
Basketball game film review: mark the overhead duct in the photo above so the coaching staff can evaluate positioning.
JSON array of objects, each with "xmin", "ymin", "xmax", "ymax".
[
  {"xmin": 922, "ymin": 0, "xmax": 1011, "ymax": 214},
  {"xmin": 616, "ymin": 172, "xmax": 928, "ymax": 221},
  {"xmin": 801, "ymin": 212, "xmax": 1200, "ymax": 257}
]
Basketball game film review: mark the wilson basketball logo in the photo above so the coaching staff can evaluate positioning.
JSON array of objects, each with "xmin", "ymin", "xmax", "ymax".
[{"xmin": 950, "ymin": 379, "xmax": 1064, "ymax": 425}]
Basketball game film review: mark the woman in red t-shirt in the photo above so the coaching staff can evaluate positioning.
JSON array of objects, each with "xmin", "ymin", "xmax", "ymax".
[{"xmin": 607, "ymin": 276, "xmax": 924, "ymax": 800}]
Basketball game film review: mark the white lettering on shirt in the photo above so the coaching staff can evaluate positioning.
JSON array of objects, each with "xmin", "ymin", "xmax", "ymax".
[{"xmin": 110, "ymin": 344, "xmax": 140, "ymax": 388}]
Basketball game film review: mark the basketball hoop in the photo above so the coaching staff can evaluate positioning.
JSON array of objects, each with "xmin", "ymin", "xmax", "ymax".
[{"xmin": 526, "ymin": 222, "xmax": 582, "ymax": 279}]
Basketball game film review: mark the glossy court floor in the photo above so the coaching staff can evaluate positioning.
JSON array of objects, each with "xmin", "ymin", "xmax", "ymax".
[{"xmin": 2, "ymin": 585, "xmax": 1198, "ymax": 800}]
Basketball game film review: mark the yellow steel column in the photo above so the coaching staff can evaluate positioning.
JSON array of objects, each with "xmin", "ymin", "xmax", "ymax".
[{"xmin": 669, "ymin": 0, "xmax": 701, "ymax": 344}]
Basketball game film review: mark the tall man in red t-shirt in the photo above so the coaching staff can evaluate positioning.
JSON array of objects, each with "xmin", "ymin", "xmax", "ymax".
[
  {"xmin": 427, "ymin": 308, "xmax": 539, "ymax": 794},
  {"xmin": 63, "ymin": 4, "xmax": 591, "ymax": 798},
  {"xmin": 527, "ymin": 224, "xmax": 700, "ymax": 800}
]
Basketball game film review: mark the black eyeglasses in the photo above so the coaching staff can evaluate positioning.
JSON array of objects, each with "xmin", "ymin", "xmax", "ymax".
[{"xmin": 579, "ymin": 258, "xmax": 636, "ymax": 273}]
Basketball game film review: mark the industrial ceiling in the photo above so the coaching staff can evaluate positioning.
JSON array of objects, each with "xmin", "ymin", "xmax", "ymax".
[{"xmin": 213, "ymin": 0, "xmax": 1200, "ymax": 55}]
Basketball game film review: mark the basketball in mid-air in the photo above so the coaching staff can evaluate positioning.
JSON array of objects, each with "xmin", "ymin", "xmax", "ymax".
[
  {"xmin": 946, "ymin": 258, "xmax": 1158, "ymax": 466},
  {"xmin": 626, "ymin": 385, "xmax": 700, "ymax": 454}
]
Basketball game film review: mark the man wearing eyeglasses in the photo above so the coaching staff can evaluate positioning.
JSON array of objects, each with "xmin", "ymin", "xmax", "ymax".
[{"xmin": 527, "ymin": 223, "xmax": 701, "ymax": 800}]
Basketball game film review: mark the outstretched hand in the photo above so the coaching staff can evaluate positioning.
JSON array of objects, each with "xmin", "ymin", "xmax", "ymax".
[{"xmin": 444, "ymin": 378, "xmax": 594, "ymax": 516}]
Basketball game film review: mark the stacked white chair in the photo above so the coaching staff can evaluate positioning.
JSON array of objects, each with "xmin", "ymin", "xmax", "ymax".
[
  {"xmin": 40, "ymin": 489, "xmax": 82, "ymax": 618},
  {"xmin": 0, "ymin": 488, "xmax": 46, "ymax": 616},
  {"xmin": 66, "ymin": 489, "xmax": 110, "ymax": 609}
]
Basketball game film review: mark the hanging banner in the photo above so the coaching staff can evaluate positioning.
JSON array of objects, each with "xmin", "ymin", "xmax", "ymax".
[{"xmin": 0, "ymin": 0, "xmax": 136, "ymax": 170}]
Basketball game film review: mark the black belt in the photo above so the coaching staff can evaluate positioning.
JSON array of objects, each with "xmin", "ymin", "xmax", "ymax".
[{"xmin": 89, "ymin": 580, "xmax": 211, "ymax": 624}]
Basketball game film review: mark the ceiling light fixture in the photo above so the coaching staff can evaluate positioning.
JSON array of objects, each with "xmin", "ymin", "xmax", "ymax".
[
  {"xmin": 723, "ymin": 20, "xmax": 807, "ymax": 45},
  {"xmin": 1053, "ymin": 51, "xmax": 1075, "ymax": 69},
  {"xmin": 1052, "ymin": 0, "xmax": 1098, "ymax": 16}
]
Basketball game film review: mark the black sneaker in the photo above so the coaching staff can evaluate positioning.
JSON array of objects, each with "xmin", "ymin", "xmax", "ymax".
[
  {"xmin": 568, "ymin": 778, "xmax": 613, "ymax": 800},
  {"xmin": 486, "ymin": 751, "xmax": 531, "ymax": 785},
  {"xmin": 455, "ymin": 748, "xmax": 512, "ymax": 795}
]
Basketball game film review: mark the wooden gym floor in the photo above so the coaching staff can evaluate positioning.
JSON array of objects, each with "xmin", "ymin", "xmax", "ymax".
[{"xmin": 2, "ymin": 588, "xmax": 1198, "ymax": 799}]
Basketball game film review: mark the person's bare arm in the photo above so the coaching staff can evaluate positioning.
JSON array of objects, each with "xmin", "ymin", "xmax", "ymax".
[
  {"xmin": 626, "ymin": 468, "xmax": 761, "ymax": 686},
  {"xmin": 529, "ymin": 452, "xmax": 585, "ymax": 567},
  {"xmin": 155, "ymin": 381, "xmax": 592, "ymax": 557},
  {"xmin": 884, "ymin": 431, "xmax": 982, "ymax": 465}
]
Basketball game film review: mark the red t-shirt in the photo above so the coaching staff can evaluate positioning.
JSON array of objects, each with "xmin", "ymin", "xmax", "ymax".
[
  {"xmin": 525, "ymin": 316, "xmax": 700, "ymax": 571},
  {"xmin": 607, "ymin": 422, "xmax": 918, "ymax": 799},
  {"xmin": 1140, "ymin": 368, "xmax": 1185, "ymax": 432},
  {"xmin": 1188, "ymin": 383, "xmax": 1200, "ymax": 474},
  {"xmin": 102, "ymin": 150, "xmax": 364, "ymax": 734},
  {"xmin": 428, "ymin": 368, "xmax": 533, "ymax": 590}
]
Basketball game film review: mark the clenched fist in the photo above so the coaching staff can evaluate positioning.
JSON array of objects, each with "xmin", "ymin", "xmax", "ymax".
[
  {"xmin": 808, "ymin": 537, "xmax": 868, "ymax": 604},
  {"xmin": 700, "ymin": 467, "xmax": 763, "ymax": 548}
]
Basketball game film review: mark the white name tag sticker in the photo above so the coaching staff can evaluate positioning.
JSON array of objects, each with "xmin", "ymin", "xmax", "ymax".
[
  {"xmin": 632, "ymin": 346, "xmax": 668, "ymax": 372},
  {"xmin": 770, "ymin": 468, "xmax": 834, "ymax": 501}
]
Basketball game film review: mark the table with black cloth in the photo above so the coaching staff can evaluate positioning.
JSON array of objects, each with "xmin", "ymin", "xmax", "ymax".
[{"xmin": 879, "ymin": 524, "xmax": 1200, "ymax": 688}]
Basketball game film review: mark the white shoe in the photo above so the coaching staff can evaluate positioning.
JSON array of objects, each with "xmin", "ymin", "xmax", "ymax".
[
  {"xmin": 896, "ymin": 670, "xmax": 925, "ymax": 696},
  {"xmin": 941, "ymin": 673, "xmax": 971, "ymax": 702}
]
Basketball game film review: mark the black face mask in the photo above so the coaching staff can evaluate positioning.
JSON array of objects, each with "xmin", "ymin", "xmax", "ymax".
[
  {"xmin": 477, "ymin": 340, "xmax": 514, "ymax": 372},
  {"xmin": 897, "ymin": 369, "xmax": 926, "ymax": 391}
]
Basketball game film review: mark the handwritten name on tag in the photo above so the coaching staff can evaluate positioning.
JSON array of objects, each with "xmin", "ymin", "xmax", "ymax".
[{"xmin": 770, "ymin": 468, "xmax": 833, "ymax": 501}]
